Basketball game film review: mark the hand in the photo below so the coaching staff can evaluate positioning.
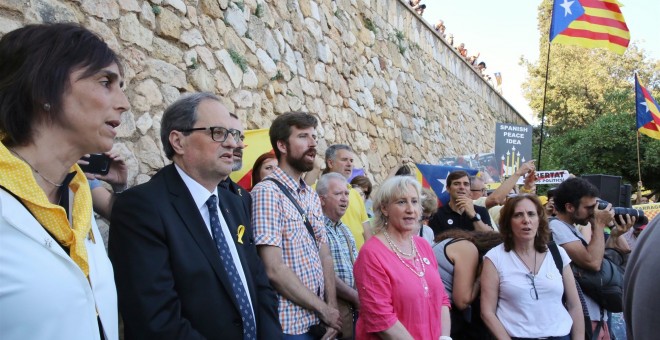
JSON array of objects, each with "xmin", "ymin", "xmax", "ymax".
[
  {"xmin": 319, "ymin": 303, "xmax": 341, "ymax": 332},
  {"xmin": 522, "ymin": 169, "xmax": 537, "ymax": 191},
  {"xmin": 515, "ymin": 160, "xmax": 536, "ymax": 177},
  {"xmin": 610, "ymin": 214, "xmax": 635, "ymax": 238},
  {"xmin": 321, "ymin": 327, "xmax": 339, "ymax": 340},
  {"xmin": 592, "ymin": 202, "xmax": 614, "ymax": 229},
  {"xmin": 80, "ymin": 152, "xmax": 128, "ymax": 192},
  {"xmin": 456, "ymin": 196, "xmax": 476, "ymax": 218}
]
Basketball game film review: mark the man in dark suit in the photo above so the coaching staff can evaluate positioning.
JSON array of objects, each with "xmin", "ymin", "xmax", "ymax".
[
  {"xmin": 109, "ymin": 92, "xmax": 281, "ymax": 339},
  {"xmin": 220, "ymin": 113, "xmax": 252, "ymax": 217}
]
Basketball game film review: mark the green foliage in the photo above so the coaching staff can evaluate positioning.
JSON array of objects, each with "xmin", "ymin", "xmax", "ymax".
[
  {"xmin": 151, "ymin": 5, "xmax": 161, "ymax": 15},
  {"xmin": 540, "ymin": 113, "xmax": 660, "ymax": 194},
  {"xmin": 522, "ymin": 0, "xmax": 660, "ymax": 133},
  {"xmin": 363, "ymin": 17, "xmax": 377, "ymax": 34},
  {"xmin": 392, "ymin": 30, "xmax": 407, "ymax": 55},
  {"xmin": 255, "ymin": 3, "xmax": 264, "ymax": 18},
  {"xmin": 395, "ymin": 30, "xmax": 405, "ymax": 41},
  {"xmin": 187, "ymin": 57, "xmax": 199, "ymax": 70},
  {"xmin": 270, "ymin": 70, "xmax": 284, "ymax": 81},
  {"xmin": 228, "ymin": 49, "xmax": 248, "ymax": 73}
]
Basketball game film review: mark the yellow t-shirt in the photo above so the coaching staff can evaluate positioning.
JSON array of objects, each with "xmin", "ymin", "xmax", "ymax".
[{"xmin": 341, "ymin": 187, "xmax": 370, "ymax": 250}]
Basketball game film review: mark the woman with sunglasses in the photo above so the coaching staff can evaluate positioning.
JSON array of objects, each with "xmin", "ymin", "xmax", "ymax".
[{"xmin": 481, "ymin": 195, "xmax": 584, "ymax": 340}]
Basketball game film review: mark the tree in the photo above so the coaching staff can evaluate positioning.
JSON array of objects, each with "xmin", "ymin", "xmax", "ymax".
[
  {"xmin": 521, "ymin": 0, "xmax": 660, "ymax": 132},
  {"xmin": 540, "ymin": 113, "xmax": 660, "ymax": 195}
]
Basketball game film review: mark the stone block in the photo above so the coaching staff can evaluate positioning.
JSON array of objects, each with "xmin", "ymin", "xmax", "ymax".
[
  {"xmin": 191, "ymin": 67, "xmax": 216, "ymax": 92},
  {"xmin": 120, "ymin": 13, "xmax": 153, "ymax": 50},
  {"xmin": 81, "ymin": 0, "xmax": 120, "ymax": 20},
  {"xmin": 200, "ymin": 0, "xmax": 223, "ymax": 18},
  {"xmin": 215, "ymin": 49, "xmax": 243, "ymax": 88},
  {"xmin": 157, "ymin": 7, "xmax": 182, "ymax": 39}
]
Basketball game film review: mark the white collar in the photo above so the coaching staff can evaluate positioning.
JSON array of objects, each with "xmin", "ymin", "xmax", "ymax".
[{"xmin": 174, "ymin": 163, "xmax": 218, "ymax": 210}]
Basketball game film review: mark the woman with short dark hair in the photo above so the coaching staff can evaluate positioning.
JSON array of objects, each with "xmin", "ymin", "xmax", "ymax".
[{"xmin": 0, "ymin": 23, "xmax": 129, "ymax": 340}]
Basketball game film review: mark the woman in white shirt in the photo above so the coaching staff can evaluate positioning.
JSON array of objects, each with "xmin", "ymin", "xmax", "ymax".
[{"xmin": 481, "ymin": 195, "xmax": 584, "ymax": 340}]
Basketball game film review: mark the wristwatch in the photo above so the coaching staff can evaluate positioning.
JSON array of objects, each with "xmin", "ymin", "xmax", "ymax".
[{"xmin": 471, "ymin": 213, "xmax": 481, "ymax": 222}]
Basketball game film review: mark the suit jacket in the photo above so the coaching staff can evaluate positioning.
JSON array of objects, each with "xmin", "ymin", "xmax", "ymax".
[
  {"xmin": 220, "ymin": 177, "xmax": 252, "ymax": 220},
  {"xmin": 109, "ymin": 164, "xmax": 281, "ymax": 339},
  {"xmin": 0, "ymin": 188, "xmax": 118, "ymax": 340}
]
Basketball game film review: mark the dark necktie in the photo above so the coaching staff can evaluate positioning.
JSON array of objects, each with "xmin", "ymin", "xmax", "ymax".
[{"xmin": 206, "ymin": 195, "xmax": 256, "ymax": 340}]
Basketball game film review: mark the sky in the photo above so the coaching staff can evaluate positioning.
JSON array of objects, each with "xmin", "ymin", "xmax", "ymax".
[{"xmin": 423, "ymin": 0, "xmax": 660, "ymax": 125}]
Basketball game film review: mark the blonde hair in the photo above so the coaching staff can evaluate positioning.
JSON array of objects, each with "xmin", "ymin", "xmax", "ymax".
[
  {"xmin": 420, "ymin": 188, "xmax": 438, "ymax": 216},
  {"xmin": 371, "ymin": 176, "xmax": 422, "ymax": 234}
]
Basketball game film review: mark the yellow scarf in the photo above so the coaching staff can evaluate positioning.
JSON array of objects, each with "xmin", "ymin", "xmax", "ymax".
[{"xmin": 0, "ymin": 142, "xmax": 93, "ymax": 277}]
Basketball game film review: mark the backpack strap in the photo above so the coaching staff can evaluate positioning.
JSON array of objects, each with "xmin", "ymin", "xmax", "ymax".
[
  {"xmin": 264, "ymin": 178, "xmax": 318, "ymax": 249},
  {"xmin": 548, "ymin": 241, "xmax": 563, "ymax": 276}
]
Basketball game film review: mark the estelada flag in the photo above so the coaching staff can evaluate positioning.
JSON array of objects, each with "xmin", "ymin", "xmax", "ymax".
[
  {"xmin": 415, "ymin": 163, "xmax": 478, "ymax": 207},
  {"xmin": 230, "ymin": 128, "xmax": 272, "ymax": 190},
  {"xmin": 550, "ymin": 0, "xmax": 630, "ymax": 54},
  {"xmin": 635, "ymin": 74, "xmax": 660, "ymax": 140}
]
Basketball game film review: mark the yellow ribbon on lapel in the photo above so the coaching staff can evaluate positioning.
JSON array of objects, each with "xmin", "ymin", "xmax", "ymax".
[{"xmin": 237, "ymin": 225, "xmax": 245, "ymax": 244}]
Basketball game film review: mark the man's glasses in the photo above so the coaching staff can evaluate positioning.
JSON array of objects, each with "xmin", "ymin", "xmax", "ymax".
[
  {"xmin": 471, "ymin": 188, "xmax": 487, "ymax": 193},
  {"xmin": 180, "ymin": 126, "xmax": 244, "ymax": 143},
  {"xmin": 526, "ymin": 273, "xmax": 539, "ymax": 300}
]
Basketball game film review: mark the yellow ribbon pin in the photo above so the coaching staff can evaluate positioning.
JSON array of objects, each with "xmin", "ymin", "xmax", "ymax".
[{"xmin": 237, "ymin": 225, "xmax": 245, "ymax": 244}]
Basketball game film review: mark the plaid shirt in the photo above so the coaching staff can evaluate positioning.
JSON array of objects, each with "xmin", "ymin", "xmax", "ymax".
[
  {"xmin": 323, "ymin": 216, "xmax": 358, "ymax": 288},
  {"xmin": 252, "ymin": 167, "xmax": 327, "ymax": 335}
]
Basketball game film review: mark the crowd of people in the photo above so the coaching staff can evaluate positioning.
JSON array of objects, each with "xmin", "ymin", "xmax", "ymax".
[
  {"xmin": 1, "ymin": 22, "xmax": 659, "ymax": 340},
  {"xmin": 407, "ymin": 1, "xmax": 492, "ymax": 83}
]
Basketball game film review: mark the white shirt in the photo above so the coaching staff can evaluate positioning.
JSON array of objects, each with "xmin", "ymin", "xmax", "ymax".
[
  {"xmin": 175, "ymin": 164, "xmax": 255, "ymax": 319},
  {"xmin": 485, "ymin": 244, "xmax": 573, "ymax": 338}
]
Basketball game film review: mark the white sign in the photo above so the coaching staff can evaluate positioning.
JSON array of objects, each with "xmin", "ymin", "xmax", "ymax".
[{"xmin": 516, "ymin": 170, "xmax": 570, "ymax": 185}]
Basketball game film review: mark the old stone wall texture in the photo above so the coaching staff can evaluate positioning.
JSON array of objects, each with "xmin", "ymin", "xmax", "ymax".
[{"xmin": 0, "ymin": 0, "xmax": 526, "ymax": 184}]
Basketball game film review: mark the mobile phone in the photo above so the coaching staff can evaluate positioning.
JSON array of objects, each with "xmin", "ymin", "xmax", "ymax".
[{"xmin": 80, "ymin": 154, "xmax": 112, "ymax": 175}]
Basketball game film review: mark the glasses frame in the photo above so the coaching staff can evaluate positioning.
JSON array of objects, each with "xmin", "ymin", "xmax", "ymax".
[
  {"xmin": 180, "ymin": 126, "xmax": 244, "ymax": 143},
  {"xmin": 526, "ymin": 273, "xmax": 539, "ymax": 300}
]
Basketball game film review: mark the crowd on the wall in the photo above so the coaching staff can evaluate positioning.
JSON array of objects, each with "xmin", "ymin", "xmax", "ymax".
[
  {"xmin": 408, "ymin": 1, "xmax": 494, "ymax": 84},
  {"xmin": 2, "ymin": 21, "xmax": 659, "ymax": 340}
]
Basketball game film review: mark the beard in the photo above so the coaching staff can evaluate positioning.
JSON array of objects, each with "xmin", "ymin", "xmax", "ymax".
[
  {"xmin": 287, "ymin": 148, "xmax": 315, "ymax": 172},
  {"xmin": 232, "ymin": 148, "xmax": 243, "ymax": 171},
  {"xmin": 571, "ymin": 211, "xmax": 592, "ymax": 226}
]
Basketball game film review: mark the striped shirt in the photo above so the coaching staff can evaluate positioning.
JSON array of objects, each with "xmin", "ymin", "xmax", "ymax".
[
  {"xmin": 323, "ymin": 216, "xmax": 358, "ymax": 288},
  {"xmin": 252, "ymin": 167, "xmax": 327, "ymax": 335}
]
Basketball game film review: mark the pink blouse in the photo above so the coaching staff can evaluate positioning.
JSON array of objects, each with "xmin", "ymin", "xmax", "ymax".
[{"xmin": 354, "ymin": 236, "xmax": 450, "ymax": 339}]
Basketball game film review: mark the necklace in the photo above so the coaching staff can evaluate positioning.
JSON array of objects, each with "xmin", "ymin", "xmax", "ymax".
[
  {"xmin": 384, "ymin": 231, "xmax": 426, "ymax": 277},
  {"xmin": 513, "ymin": 249, "xmax": 537, "ymax": 276},
  {"xmin": 9, "ymin": 149, "xmax": 63, "ymax": 187},
  {"xmin": 383, "ymin": 229, "xmax": 415, "ymax": 257}
]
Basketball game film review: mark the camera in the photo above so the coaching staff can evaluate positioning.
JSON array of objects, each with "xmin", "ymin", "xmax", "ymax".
[{"xmin": 596, "ymin": 199, "xmax": 645, "ymax": 218}]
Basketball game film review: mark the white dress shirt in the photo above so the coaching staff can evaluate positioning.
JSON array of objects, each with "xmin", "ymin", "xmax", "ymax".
[{"xmin": 175, "ymin": 164, "xmax": 255, "ymax": 319}]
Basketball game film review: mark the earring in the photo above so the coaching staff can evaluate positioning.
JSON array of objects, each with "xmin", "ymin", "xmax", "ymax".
[{"xmin": 43, "ymin": 103, "xmax": 51, "ymax": 111}]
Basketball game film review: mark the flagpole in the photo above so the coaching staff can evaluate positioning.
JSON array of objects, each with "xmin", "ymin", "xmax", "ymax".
[
  {"xmin": 636, "ymin": 131, "xmax": 643, "ymax": 204},
  {"xmin": 537, "ymin": 37, "xmax": 552, "ymax": 171}
]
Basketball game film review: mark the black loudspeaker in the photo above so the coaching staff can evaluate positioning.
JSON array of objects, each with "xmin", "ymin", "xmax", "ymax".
[
  {"xmin": 619, "ymin": 184, "xmax": 632, "ymax": 208},
  {"xmin": 581, "ymin": 174, "xmax": 621, "ymax": 205}
]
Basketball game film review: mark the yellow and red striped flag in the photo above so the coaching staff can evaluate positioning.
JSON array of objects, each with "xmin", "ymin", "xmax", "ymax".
[
  {"xmin": 636, "ymin": 74, "xmax": 660, "ymax": 140},
  {"xmin": 550, "ymin": 0, "xmax": 630, "ymax": 54},
  {"xmin": 230, "ymin": 128, "xmax": 272, "ymax": 190}
]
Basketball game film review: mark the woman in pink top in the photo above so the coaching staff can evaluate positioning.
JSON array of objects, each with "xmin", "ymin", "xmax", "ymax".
[{"xmin": 354, "ymin": 176, "xmax": 451, "ymax": 339}]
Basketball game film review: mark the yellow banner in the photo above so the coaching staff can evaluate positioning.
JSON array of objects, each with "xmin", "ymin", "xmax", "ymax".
[{"xmin": 633, "ymin": 203, "xmax": 660, "ymax": 222}]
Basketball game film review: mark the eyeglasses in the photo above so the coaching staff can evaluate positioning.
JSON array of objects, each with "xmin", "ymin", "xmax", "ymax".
[
  {"xmin": 470, "ymin": 188, "xmax": 487, "ymax": 193},
  {"xmin": 180, "ymin": 126, "xmax": 244, "ymax": 143},
  {"xmin": 526, "ymin": 273, "xmax": 539, "ymax": 300}
]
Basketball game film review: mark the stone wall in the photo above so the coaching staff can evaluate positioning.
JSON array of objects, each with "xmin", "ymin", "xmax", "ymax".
[{"xmin": 0, "ymin": 0, "xmax": 526, "ymax": 184}]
